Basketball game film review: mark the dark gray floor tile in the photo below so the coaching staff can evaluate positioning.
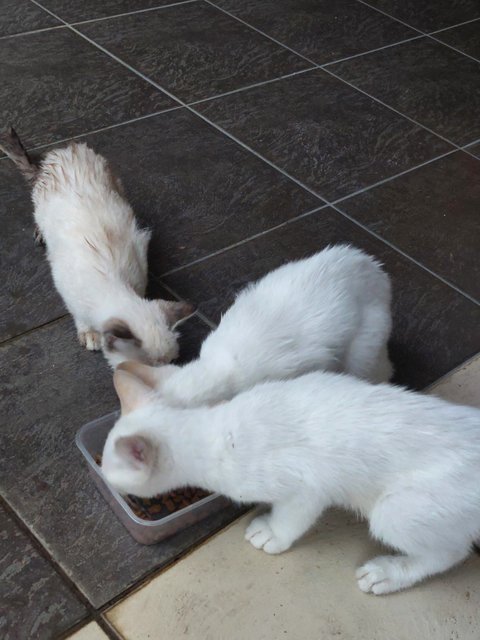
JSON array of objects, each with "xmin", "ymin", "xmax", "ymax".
[
  {"xmin": 196, "ymin": 69, "xmax": 451, "ymax": 200},
  {"xmin": 363, "ymin": 0, "xmax": 480, "ymax": 32},
  {"xmin": 0, "ymin": 315, "xmax": 244, "ymax": 607},
  {"xmin": 339, "ymin": 152, "xmax": 480, "ymax": 301},
  {"xmin": 163, "ymin": 208, "xmax": 480, "ymax": 389},
  {"xmin": 0, "ymin": 28, "xmax": 174, "ymax": 150},
  {"xmin": 467, "ymin": 141, "xmax": 480, "ymax": 158},
  {"xmin": 78, "ymin": 2, "xmax": 309, "ymax": 102},
  {"xmin": 1, "ymin": 110, "xmax": 317, "ymax": 342},
  {"xmin": 434, "ymin": 19, "xmax": 480, "ymax": 60},
  {"xmin": 331, "ymin": 38, "xmax": 480, "ymax": 146},
  {"xmin": 0, "ymin": 0, "xmax": 60, "ymax": 37},
  {"xmin": 0, "ymin": 503, "xmax": 87, "ymax": 639},
  {"xmin": 39, "ymin": 0, "xmax": 191, "ymax": 23},
  {"xmin": 213, "ymin": 0, "xmax": 416, "ymax": 65},
  {"xmin": 0, "ymin": 159, "xmax": 66, "ymax": 343}
]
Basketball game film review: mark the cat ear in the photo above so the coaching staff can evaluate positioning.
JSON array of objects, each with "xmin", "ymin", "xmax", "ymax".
[
  {"xmin": 114, "ymin": 435, "xmax": 154, "ymax": 470},
  {"xmin": 116, "ymin": 361, "xmax": 178, "ymax": 390},
  {"xmin": 113, "ymin": 369, "xmax": 153, "ymax": 414},
  {"xmin": 156, "ymin": 300, "xmax": 196, "ymax": 328}
]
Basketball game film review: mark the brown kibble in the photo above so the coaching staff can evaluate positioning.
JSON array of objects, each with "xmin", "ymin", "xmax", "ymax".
[
  {"xmin": 149, "ymin": 504, "xmax": 163, "ymax": 514},
  {"xmin": 94, "ymin": 453, "xmax": 211, "ymax": 521},
  {"xmin": 164, "ymin": 498, "xmax": 176, "ymax": 512}
]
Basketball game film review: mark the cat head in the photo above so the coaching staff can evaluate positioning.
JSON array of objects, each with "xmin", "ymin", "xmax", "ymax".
[
  {"xmin": 102, "ymin": 299, "xmax": 195, "ymax": 368},
  {"xmin": 102, "ymin": 369, "xmax": 179, "ymax": 497}
]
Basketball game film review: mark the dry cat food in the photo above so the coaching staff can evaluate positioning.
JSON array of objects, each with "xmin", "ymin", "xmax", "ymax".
[{"xmin": 94, "ymin": 454, "xmax": 210, "ymax": 521}]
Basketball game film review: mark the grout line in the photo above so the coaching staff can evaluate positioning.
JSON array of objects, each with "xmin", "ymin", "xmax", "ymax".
[
  {"xmin": 0, "ymin": 314, "xmax": 69, "ymax": 348},
  {"xmin": 206, "ymin": 0, "xmax": 478, "ymax": 153},
  {"xmin": 204, "ymin": 0, "xmax": 464, "ymax": 154},
  {"xmin": 356, "ymin": 0, "xmax": 480, "ymax": 65},
  {"xmin": 157, "ymin": 280, "xmax": 218, "ymax": 329},
  {"xmin": 330, "ymin": 201, "xmax": 480, "ymax": 305},
  {"xmin": 0, "ymin": 23, "xmax": 65, "ymax": 42},
  {"xmin": 1, "ymin": 488, "xmax": 124, "ymax": 639},
  {"xmin": 71, "ymin": 0, "xmax": 198, "ymax": 26},
  {"xmin": 205, "ymin": 0, "xmax": 319, "ymax": 66},
  {"xmin": 189, "ymin": 66, "xmax": 316, "ymax": 105},
  {"xmin": 26, "ymin": 0, "xmax": 480, "ymax": 309},
  {"xmin": 463, "ymin": 136, "xmax": 480, "ymax": 149},
  {"xmin": 329, "ymin": 148, "xmax": 459, "ymax": 206},
  {"xmin": 55, "ymin": 617, "xmax": 95, "ymax": 640},
  {"xmin": 0, "ymin": 106, "xmax": 183, "ymax": 159},
  {"xmin": 185, "ymin": 108, "xmax": 325, "ymax": 200},
  {"xmin": 96, "ymin": 616, "xmax": 125, "ymax": 640},
  {"xmin": 424, "ymin": 352, "xmax": 480, "ymax": 392},
  {"xmin": 29, "ymin": 2, "xmax": 326, "ymax": 204},
  {"xmin": 96, "ymin": 507, "xmax": 248, "ymax": 616},
  {"xmin": 429, "ymin": 16, "xmax": 480, "ymax": 35},
  {"xmin": 426, "ymin": 32, "xmax": 480, "ymax": 64},
  {"xmin": 159, "ymin": 205, "xmax": 327, "ymax": 277},
  {"xmin": 160, "ymin": 189, "xmax": 479, "ymax": 307},
  {"xmin": 355, "ymin": 0, "xmax": 425, "ymax": 34},
  {"xmin": 320, "ymin": 66, "xmax": 461, "ymax": 149},
  {"xmin": 0, "ymin": 496, "xmax": 94, "ymax": 626},
  {"xmin": 461, "ymin": 147, "xmax": 480, "ymax": 161},
  {"xmin": 321, "ymin": 34, "xmax": 424, "ymax": 67}
]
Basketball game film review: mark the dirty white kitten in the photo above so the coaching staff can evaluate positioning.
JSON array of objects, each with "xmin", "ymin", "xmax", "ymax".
[
  {"xmin": 121, "ymin": 244, "xmax": 393, "ymax": 406},
  {"xmin": 0, "ymin": 128, "xmax": 194, "ymax": 367},
  {"xmin": 103, "ymin": 368, "xmax": 480, "ymax": 595}
]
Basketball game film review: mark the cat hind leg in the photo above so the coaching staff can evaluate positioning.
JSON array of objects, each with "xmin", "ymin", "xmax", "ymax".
[
  {"xmin": 356, "ymin": 548, "xmax": 469, "ymax": 595},
  {"xmin": 361, "ymin": 480, "xmax": 474, "ymax": 594}
]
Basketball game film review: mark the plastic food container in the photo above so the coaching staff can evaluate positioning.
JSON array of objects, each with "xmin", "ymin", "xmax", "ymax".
[{"xmin": 76, "ymin": 412, "xmax": 230, "ymax": 545}]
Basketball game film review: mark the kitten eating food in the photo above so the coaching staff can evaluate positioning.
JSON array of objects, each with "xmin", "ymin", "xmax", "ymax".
[
  {"xmin": 0, "ymin": 127, "xmax": 194, "ymax": 367},
  {"xmin": 120, "ymin": 244, "xmax": 393, "ymax": 407},
  {"xmin": 102, "ymin": 367, "xmax": 480, "ymax": 595}
]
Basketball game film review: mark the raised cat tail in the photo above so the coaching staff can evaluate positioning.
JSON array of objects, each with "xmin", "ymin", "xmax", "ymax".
[{"xmin": 0, "ymin": 127, "xmax": 38, "ymax": 184}]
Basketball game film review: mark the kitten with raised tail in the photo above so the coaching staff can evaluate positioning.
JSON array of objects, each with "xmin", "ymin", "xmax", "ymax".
[
  {"xmin": 120, "ymin": 245, "xmax": 393, "ymax": 407},
  {"xmin": 102, "ymin": 368, "xmax": 480, "ymax": 595},
  {"xmin": 0, "ymin": 127, "xmax": 194, "ymax": 367}
]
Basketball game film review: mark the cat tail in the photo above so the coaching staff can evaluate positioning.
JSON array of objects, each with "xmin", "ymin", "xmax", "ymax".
[{"xmin": 0, "ymin": 127, "xmax": 39, "ymax": 184}]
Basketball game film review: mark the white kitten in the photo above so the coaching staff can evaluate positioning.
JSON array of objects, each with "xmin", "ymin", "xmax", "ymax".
[
  {"xmin": 102, "ymin": 368, "xmax": 480, "ymax": 594},
  {"xmin": 120, "ymin": 245, "xmax": 392, "ymax": 406},
  {"xmin": 0, "ymin": 128, "xmax": 194, "ymax": 367}
]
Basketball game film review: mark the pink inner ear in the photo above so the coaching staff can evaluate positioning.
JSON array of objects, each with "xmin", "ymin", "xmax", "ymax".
[{"xmin": 130, "ymin": 438, "xmax": 146, "ymax": 463}]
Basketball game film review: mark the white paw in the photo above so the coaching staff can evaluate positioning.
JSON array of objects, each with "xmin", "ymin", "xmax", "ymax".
[
  {"xmin": 245, "ymin": 516, "xmax": 290, "ymax": 554},
  {"xmin": 356, "ymin": 556, "xmax": 404, "ymax": 595},
  {"xmin": 78, "ymin": 330, "xmax": 102, "ymax": 351}
]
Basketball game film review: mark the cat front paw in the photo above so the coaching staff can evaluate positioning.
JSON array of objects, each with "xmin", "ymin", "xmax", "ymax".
[
  {"xmin": 78, "ymin": 330, "xmax": 102, "ymax": 351},
  {"xmin": 356, "ymin": 556, "xmax": 405, "ymax": 595},
  {"xmin": 245, "ymin": 516, "xmax": 290, "ymax": 554}
]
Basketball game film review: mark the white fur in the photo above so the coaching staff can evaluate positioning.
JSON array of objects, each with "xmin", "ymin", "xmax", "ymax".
[
  {"xmin": 103, "ymin": 370, "xmax": 480, "ymax": 594},
  {"xmin": 30, "ymin": 142, "xmax": 193, "ymax": 366},
  {"xmin": 133, "ymin": 245, "xmax": 392, "ymax": 406}
]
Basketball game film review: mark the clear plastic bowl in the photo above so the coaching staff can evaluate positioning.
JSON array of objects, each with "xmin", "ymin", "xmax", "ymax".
[{"xmin": 76, "ymin": 412, "xmax": 230, "ymax": 545}]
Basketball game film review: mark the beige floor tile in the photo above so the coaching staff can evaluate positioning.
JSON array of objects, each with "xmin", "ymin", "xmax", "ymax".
[
  {"xmin": 66, "ymin": 621, "xmax": 109, "ymax": 640},
  {"xmin": 428, "ymin": 354, "xmax": 480, "ymax": 408},
  {"xmin": 107, "ymin": 357, "xmax": 480, "ymax": 640}
]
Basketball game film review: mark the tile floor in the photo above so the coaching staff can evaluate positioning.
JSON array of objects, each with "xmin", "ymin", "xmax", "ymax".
[{"xmin": 0, "ymin": 1, "xmax": 479, "ymax": 638}]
